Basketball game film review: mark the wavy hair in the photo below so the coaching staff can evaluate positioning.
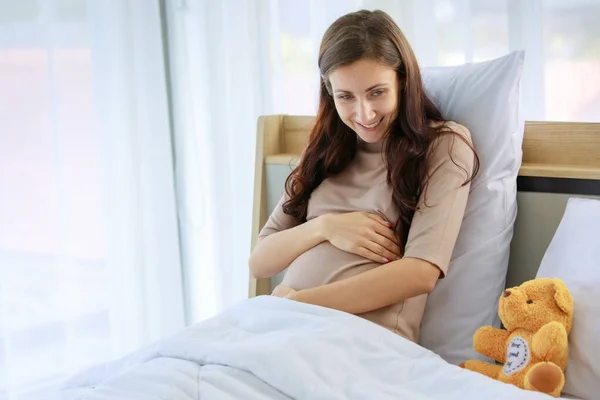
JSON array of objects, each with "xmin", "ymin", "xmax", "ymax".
[{"xmin": 283, "ymin": 10, "xmax": 479, "ymax": 251}]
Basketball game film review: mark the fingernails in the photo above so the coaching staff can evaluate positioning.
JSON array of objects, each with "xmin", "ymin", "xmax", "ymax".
[{"xmin": 382, "ymin": 257, "xmax": 389, "ymax": 263}]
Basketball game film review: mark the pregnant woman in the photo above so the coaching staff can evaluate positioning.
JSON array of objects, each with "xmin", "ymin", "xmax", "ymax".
[{"xmin": 249, "ymin": 9, "xmax": 479, "ymax": 343}]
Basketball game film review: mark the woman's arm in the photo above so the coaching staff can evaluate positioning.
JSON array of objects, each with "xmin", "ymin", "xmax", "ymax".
[
  {"xmin": 282, "ymin": 123, "xmax": 476, "ymax": 313},
  {"xmin": 249, "ymin": 217, "xmax": 326, "ymax": 279},
  {"xmin": 286, "ymin": 257, "xmax": 440, "ymax": 314},
  {"xmin": 250, "ymin": 211, "xmax": 401, "ymax": 280},
  {"xmin": 249, "ymin": 210, "xmax": 400, "ymax": 279}
]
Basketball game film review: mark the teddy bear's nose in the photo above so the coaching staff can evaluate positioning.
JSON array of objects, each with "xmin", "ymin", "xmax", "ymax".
[{"xmin": 503, "ymin": 290, "xmax": 511, "ymax": 297}]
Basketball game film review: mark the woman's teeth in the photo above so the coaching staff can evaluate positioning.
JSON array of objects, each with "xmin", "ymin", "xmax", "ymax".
[{"xmin": 358, "ymin": 119, "xmax": 381, "ymax": 129}]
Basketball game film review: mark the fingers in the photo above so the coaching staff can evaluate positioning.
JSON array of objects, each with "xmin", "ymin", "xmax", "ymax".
[
  {"xmin": 362, "ymin": 239, "xmax": 398, "ymax": 262},
  {"xmin": 362, "ymin": 212, "xmax": 393, "ymax": 228},
  {"xmin": 371, "ymin": 222, "xmax": 400, "ymax": 246},
  {"xmin": 361, "ymin": 213, "xmax": 401, "ymax": 258},
  {"xmin": 369, "ymin": 232, "xmax": 401, "ymax": 258},
  {"xmin": 356, "ymin": 246, "xmax": 390, "ymax": 264},
  {"xmin": 271, "ymin": 285, "xmax": 295, "ymax": 298},
  {"xmin": 363, "ymin": 213, "xmax": 399, "ymax": 243}
]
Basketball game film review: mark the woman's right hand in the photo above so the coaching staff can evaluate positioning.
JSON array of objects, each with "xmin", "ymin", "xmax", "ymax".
[{"xmin": 319, "ymin": 212, "xmax": 401, "ymax": 263}]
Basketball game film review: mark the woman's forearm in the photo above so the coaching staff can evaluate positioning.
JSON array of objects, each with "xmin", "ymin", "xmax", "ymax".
[
  {"xmin": 249, "ymin": 216, "xmax": 326, "ymax": 279},
  {"xmin": 289, "ymin": 257, "xmax": 441, "ymax": 314}
]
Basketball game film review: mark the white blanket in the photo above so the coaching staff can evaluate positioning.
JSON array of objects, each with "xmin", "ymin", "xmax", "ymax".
[{"xmin": 61, "ymin": 296, "xmax": 558, "ymax": 400}]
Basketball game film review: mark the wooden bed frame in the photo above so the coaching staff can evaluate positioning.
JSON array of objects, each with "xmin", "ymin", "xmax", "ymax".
[{"xmin": 249, "ymin": 115, "xmax": 600, "ymax": 298}]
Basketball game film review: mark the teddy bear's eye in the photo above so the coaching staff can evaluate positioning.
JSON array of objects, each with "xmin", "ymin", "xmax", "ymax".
[{"xmin": 527, "ymin": 300, "xmax": 533, "ymax": 304}]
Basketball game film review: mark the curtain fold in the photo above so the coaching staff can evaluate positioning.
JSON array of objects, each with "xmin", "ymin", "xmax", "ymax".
[
  {"xmin": 165, "ymin": 0, "xmax": 270, "ymax": 323},
  {"xmin": 0, "ymin": 1, "xmax": 184, "ymax": 397},
  {"xmin": 87, "ymin": 0, "xmax": 185, "ymax": 351}
]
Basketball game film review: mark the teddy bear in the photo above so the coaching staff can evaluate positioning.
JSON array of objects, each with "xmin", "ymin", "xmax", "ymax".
[{"xmin": 460, "ymin": 277, "xmax": 573, "ymax": 397}]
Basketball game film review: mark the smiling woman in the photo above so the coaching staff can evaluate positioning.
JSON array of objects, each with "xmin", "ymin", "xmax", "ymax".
[
  {"xmin": 329, "ymin": 59, "xmax": 399, "ymax": 143},
  {"xmin": 248, "ymin": 9, "xmax": 479, "ymax": 344}
]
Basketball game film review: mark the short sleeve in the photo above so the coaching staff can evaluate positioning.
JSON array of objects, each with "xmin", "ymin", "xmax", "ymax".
[
  {"xmin": 258, "ymin": 191, "xmax": 301, "ymax": 238},
  {"xmin": 403, "ymin": 123, "xmax": 476, "ymax": 278}
]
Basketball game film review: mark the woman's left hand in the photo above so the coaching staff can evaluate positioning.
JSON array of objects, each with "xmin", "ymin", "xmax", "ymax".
[{"xmin": 271, "ymin": 284, "xmax": 297, "ymax": 299}]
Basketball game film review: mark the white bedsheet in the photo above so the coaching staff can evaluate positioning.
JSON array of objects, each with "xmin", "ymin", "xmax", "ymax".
[{"xmin": 61, "ymin": 296, "xmax": 565, "ymax": 399}]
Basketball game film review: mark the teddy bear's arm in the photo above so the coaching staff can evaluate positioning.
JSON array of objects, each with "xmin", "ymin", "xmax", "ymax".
[
  {"xmin": 532, "ymin": 321, "xmax": 568, "ymax": 363},
  {"xmin": 473, "ymin": 326, "xmax": 510, "ymax": 363}
]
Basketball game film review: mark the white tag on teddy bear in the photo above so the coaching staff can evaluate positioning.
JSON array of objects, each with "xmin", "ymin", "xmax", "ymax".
[{"xmin": 503, "ymin": 336, "xmax": 531, "ymax": 375}]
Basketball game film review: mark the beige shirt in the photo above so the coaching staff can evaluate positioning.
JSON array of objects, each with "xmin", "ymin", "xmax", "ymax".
[{"xmin": 258, "ymin": 121, "xmax": 475, "ymax": 343}]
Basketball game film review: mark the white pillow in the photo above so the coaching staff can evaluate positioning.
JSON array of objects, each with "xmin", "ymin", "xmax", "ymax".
[
  {"xmin": 418, "ymin": 51, "xmax": 525, "ymax": 365},
  {"xmin": 535, "ymin": 197, "xmax": 600, "ymax": 400}
]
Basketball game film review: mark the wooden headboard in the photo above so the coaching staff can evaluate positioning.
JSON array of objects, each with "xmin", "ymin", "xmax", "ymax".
[{"xmin": 249, "ymin": 116, "xmax": 600, "ymax": 297}]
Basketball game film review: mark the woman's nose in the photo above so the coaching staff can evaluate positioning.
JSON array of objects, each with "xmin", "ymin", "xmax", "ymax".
[{"xmin": 357, "ymin": 101, "xmax": 375, "ymax": 121}]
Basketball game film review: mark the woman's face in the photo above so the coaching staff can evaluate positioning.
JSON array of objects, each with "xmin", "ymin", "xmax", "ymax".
[{"xmin": 328, "ymin": 58, "xmax": 399, "ymax": 143}]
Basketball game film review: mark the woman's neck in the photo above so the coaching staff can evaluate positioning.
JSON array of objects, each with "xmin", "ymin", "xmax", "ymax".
[{"xmin": 357, "ymin": 137, "xmax": 384, "ymax": 153}]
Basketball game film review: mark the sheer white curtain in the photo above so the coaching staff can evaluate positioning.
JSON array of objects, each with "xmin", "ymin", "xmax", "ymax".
[
  {"xmin": 165, "ymin": 0, "xmax": 269, "ymax": 323},
  {"xmin": 0, "ymin": 1, "xmax": 184, "ymax": 398},
  {"xmin": 167, "ymin": 0, "xmax": 600, "ymax": 324}
]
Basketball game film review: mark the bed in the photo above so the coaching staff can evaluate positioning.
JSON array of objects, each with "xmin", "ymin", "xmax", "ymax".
[{"xmin": 61, "ymin": 114, "xmax": 600, "ymax": 400}]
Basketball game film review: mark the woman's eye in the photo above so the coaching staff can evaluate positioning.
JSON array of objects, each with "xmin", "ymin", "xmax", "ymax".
[
  {"xmin": 338, "ymin": 94, "xmax": 352, "ymax": 100},
  {"xmin": 372, "ymin": 90, "xmax": 384, "ymax": 97}
]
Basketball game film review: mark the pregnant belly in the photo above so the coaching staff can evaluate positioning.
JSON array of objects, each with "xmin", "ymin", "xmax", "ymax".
[{"xmin": 281, "ymin": 241, "xmax": 381, "ymax": 290}]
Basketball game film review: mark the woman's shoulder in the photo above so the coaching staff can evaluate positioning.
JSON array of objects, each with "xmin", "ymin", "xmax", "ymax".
[
  {"xmin": 430, "ymin": 120, "xmax": 472, "ymax": 144},
  {"xmin": 427, "ymin": 120, "xmax": 476, "ymax": 169}
]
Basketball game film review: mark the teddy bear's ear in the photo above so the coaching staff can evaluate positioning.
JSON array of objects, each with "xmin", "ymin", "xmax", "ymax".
[{"xmin": 553, "ymin": 278, "xmax": 573, "ymax": 314}]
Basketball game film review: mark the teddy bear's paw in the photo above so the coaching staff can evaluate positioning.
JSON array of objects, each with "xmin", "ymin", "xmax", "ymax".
[
  {"xmin": 461, "ymin": 360, "xmax": 502, "ymax": 379},
  {"xmin": 524, "ymin": 362, "xmax": 565, "ymax": 398}
]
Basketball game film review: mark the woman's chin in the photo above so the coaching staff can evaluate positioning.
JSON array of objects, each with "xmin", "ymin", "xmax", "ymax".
[{"xmin": 356, "ymin": 128, "xmax": 385, "ymax": 143}]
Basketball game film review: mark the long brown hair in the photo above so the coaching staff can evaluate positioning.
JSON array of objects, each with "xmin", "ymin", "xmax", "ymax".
[{"xmin": 283, "ymin": 10, "xmax": 479, "ymax": 251}]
